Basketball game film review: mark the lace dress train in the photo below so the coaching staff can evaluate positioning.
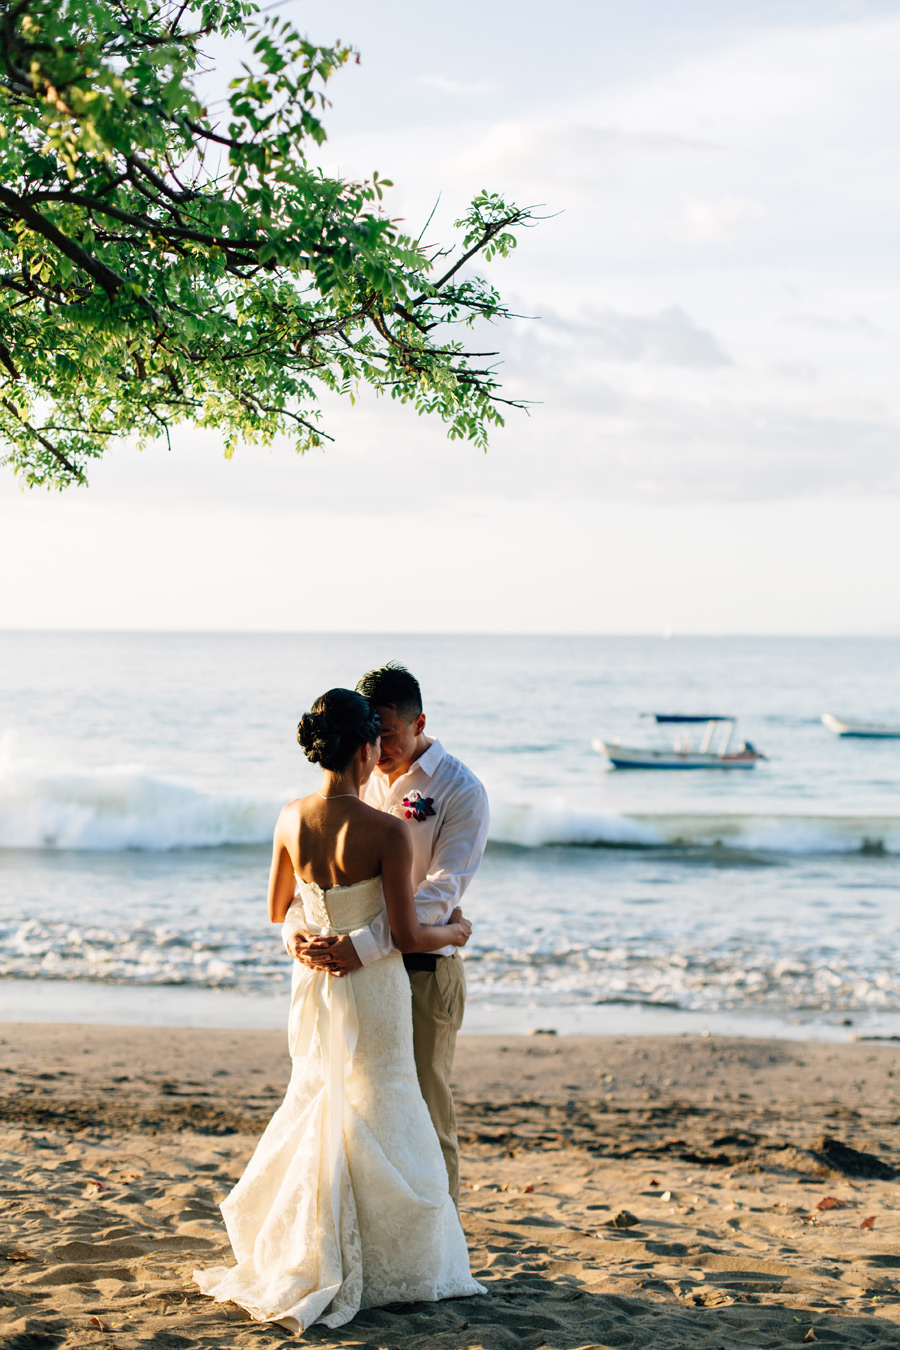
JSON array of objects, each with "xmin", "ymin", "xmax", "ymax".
[{"xmin": 193, "ymin": 876, "xmax": 485, "ymax": 1332}]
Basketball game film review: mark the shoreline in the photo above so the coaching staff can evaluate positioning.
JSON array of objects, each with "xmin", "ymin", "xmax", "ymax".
[
  {"xmin": 2, "ymin": 1026, "xmax": 900, "ymax": 1347},
  {"xmin": 4, "ymin": 978, "xmax": 900, "ymax": 1043}
]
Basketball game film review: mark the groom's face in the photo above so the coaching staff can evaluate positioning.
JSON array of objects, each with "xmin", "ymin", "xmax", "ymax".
[{"xmin": 375, "ymin": 707, "xmax": 423, "ymax": 775}]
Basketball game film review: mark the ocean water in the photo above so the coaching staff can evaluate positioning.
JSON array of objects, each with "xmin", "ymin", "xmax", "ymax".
[{"xmin": 2, "ymin": 632, "xmax": 900, "ymax": 1040}]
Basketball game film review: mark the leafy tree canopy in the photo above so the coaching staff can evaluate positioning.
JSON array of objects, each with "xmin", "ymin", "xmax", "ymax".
[{"xmin": 0, "ymin": 0, "xmax": 537, "ymax": 488}]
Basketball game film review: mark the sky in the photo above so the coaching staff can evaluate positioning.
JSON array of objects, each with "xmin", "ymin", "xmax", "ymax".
[{"xmin": 2, "ymin": 0, "xmax": 899, "ymax": 633}]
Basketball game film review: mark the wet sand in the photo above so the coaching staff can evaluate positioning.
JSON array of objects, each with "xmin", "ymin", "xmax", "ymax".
[{"xmin": 2, "ymin": 1024, "xmax": 900, "ymax": 1348}]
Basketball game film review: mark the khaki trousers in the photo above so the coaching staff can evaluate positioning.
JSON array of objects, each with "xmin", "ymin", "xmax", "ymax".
[{"xmin": 407, "ymin": 953, "xmax": 465, "ymax": 1206}]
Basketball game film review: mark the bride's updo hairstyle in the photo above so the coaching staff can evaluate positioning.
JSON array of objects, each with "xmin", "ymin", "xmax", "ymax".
[{"xmin": 297, "ymin": 688, "xmax": 381, "ymax": 773}]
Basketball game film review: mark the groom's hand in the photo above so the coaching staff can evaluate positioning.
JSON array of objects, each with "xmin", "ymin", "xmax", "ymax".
[
  {"xmin": 449, "ymin": 906, "xmax": 472, "ymax": 947},
  {"xmin": 300, "ymin": 934, "xmax": 363, "ymax": 977}
]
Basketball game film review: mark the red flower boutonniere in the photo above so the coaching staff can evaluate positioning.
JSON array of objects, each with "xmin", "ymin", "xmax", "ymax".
[{"xmin": 403, "ymin": 791, "xmax": 436, "ymax": 822}]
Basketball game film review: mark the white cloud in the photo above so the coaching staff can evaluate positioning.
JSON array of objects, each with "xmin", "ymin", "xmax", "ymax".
[
  {"xmin": 416, "ymin": 74, "xmax": 500, "ymax": 95},
  {"xmin": 451, "ymin": 119, "xmax": 715, "ymax": 185},
  {"xmin": 538, "ymin": 304, "xmax": 734, "ymax": 368},
  {"xmin": 682, "ymin": 196, "xmax": 766, "ymax": 244},
  {"xmin": 589, "ymin": 15, "xmax": 900, "ymax": 147}
]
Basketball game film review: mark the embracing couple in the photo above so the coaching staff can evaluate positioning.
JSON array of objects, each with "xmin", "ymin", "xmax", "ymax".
[{"xmin": 195, "ymin": 663, "xmax": 490, "ymax": 1332}]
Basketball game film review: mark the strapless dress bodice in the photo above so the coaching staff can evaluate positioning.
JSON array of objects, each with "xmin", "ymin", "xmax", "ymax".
[{"xmin": 289, "ymin": 874, "xmax": 385, "ymax": 935}]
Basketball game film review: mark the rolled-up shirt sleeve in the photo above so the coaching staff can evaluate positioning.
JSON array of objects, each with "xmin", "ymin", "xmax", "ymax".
[
  {"xmin": 346, "ymin": 907, "xmax": 394, "ymax": 967},
  {"xmin": 414, "ymin": 783, "xmax": 490, "ymax": 925},
  {"xmin": 283, "ymin": 893, "xmax": 394, "ymax": 968}
]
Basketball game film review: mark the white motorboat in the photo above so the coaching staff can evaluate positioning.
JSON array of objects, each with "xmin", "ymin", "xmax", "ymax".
[
  {"xmin": 593, "ymin": 715, "xmax": 767, "ymax": 770},
  {"xmin": 822, "ymin": 714, "xmax": 900, "ymax": 739}
]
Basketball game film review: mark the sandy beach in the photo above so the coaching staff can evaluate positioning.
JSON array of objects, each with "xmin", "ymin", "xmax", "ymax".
[{"xmin": 2, "ymin": 1025, "xmax": 899, "ymax": 1349}]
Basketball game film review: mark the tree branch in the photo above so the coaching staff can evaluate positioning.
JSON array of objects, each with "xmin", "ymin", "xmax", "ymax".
[
  {"xmin": 0, "ymin": 185, "xmax": 126, "ymax": 302},
  {"xmin": 0, "ymin": 338, "xmax": 20, "ymax": 379},
  {"xmin": 230, "ymin": 385, "xmax": 335, "ymax": 441},
  {"xmin": 259, "ymin": 403, "xmax": 334, "ymax": 440},
  {"xmin": 0, "ymin": 397, "xmax": 83, "ymax": 480},
  {"xmin": 29, "ymin": 190, "xmax": 263, "ymax": 256},
  {"xmin": 415, "ymin": 211, "xmax": 528, "ymax": 302},
  {"xmin": 126, "ymin": 151, "xmax": 197, "ymax": 205}
]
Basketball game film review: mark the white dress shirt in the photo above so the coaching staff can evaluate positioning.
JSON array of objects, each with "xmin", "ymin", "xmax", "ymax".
[{"xmin": 282, "ymin": 738, "xmax": 489, "ymax": 964}]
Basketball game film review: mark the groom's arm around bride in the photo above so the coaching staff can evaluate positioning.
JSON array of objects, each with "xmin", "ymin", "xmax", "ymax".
[{"xmin": 288, "ymin": 663, "xmax": 489, "ymax": 1203}]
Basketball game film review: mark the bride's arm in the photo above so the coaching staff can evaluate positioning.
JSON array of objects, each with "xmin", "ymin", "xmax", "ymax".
[
  {"xmin": 267, "ymin": 804, "xmax": 300, "ymax": 924},
  {"xmin": 381, "ymin": 819, "xmax": 472, "ymax": 953}
]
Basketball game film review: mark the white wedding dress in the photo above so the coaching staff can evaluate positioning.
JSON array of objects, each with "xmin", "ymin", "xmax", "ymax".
[{"xmin": 194, "ymin": 875, "xmax": 485, "ymax": 1332}]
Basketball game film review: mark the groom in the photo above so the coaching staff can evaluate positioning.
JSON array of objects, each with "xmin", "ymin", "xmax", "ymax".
[{"xmin": 288, "ymin": 662, "xmax": 489, "ymax": 1204}]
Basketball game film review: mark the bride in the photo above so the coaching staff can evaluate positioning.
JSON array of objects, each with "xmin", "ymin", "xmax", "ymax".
[{"xmin": 194, "ymin": 688, "xmax": 486, "ymax": 1332}]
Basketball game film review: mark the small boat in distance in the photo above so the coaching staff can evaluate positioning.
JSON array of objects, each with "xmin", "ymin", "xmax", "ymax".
[
  {"xmin": 593, "ymin": 715, "xmax": 767, "ymax": 770},
  {"xmin": 651, "ymin": 713, "xmax": 730, "ymax": 724},
  {"xmin": 822, "ymin": 714, "xmax": 900, "ymax": 739}
]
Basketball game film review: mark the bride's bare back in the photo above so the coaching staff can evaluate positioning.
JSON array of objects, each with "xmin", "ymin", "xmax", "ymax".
[{"xmin": 291, "ymin": 794, "xmax": 402, "ymax": 892}]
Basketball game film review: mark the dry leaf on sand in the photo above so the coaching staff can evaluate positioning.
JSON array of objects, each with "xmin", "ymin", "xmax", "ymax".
[
  {"xmin": 859, "ymin": 1215, "xmax": 876, "ymax": 1230},
  {"xmin": 816, "ymin": 1196, "xmax": 847, "ymax": 1210}
]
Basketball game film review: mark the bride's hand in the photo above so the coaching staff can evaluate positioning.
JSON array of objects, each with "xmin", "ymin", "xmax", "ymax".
[
  {"xmin": 447, "ymin": 906, "xmax": 472, "ymax": 947},
  {"xmin": 290, "ymin": 930, "xmax": 317, "ymax": 961},
  {"xmin": 302, "ymin": 933, "xmax": 363, "ymax": 976}
]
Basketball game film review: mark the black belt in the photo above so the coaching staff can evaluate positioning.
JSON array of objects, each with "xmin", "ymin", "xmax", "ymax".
[{"xmin": 403, "ymin": 953, "xmax": 450, "ymax": 972}]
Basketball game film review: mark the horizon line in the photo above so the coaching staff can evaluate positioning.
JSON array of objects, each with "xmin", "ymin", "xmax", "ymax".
[{"xmin": 4, "ymin": 628, "xmax": 900, "ymax": 640}]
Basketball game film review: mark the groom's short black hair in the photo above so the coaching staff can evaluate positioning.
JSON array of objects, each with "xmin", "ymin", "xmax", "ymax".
[{"xmin": 356, "ymin": 663, "xmax": 423, "ymax": 719}]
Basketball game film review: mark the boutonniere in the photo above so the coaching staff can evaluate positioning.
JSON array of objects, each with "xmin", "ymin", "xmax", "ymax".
[{"xmin": 403, "ymin": 791, "xmax": 436, "ymax": 822}]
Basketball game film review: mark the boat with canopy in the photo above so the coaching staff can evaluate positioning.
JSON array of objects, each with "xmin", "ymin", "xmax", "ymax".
[{"xmin": 592, "ymin": 714, "xmax": 767, "ymax": 770}]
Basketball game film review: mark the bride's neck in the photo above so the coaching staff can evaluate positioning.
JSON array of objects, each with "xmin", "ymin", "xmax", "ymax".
[{"xmin": 319, "ymin": 767, "xmax": 363, "ymax": 798}]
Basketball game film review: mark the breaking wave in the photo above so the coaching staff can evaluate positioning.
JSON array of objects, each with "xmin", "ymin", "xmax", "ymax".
[
  {"xmin": 488, "ymin": 798, "xmax": 900, "ymax": 857},
  {"xmin": 0, "ymin": 762, "xmax": 279, "ymax": 851},
  {"xmin": 2, "ymin": 761, "xmax": 900, "ymax": 858}
]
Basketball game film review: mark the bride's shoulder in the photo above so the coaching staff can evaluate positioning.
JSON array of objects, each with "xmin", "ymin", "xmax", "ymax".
[
  {"xmin": 360, "ymin": 800, "xmax": 404, "ymax": 837},
  {"xmin": 279, "ymin": 796, "xmax": 305, "ymax": 815},
  {"xmin": 274, "ymin": 796, "xmax": 304, "ymax": 830},
  {"xmin": 370, "ymin": 809, "xmax": 411, "ymax": 862}
]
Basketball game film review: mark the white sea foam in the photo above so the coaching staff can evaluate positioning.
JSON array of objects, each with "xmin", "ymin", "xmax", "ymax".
[
  {"xmin": 3, "ymin": 758, "xmax": 900, "ymax": 856},
  {"xmin": 0, "ymin": 761, "xmax": 280, "ymax": 851},
  {"xmin": 4, "ymin": 911, "xmax": 899, "ymax": 1018},
  {"xmin": 488, "ymin": 797, "xmax": 661, "ymax": 849},
  {"xmin": 488, "ymin": 797, "xmax": 900, "ymax": 856},
  {"xmin": 0, "ymin": 914, "xmax": 287, "ymax": 988}
]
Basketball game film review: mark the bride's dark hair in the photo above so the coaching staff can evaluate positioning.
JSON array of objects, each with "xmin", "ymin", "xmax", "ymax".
[{"xmin": 297, "ymin": 688, "xmax": 381, "ymax": 773}]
